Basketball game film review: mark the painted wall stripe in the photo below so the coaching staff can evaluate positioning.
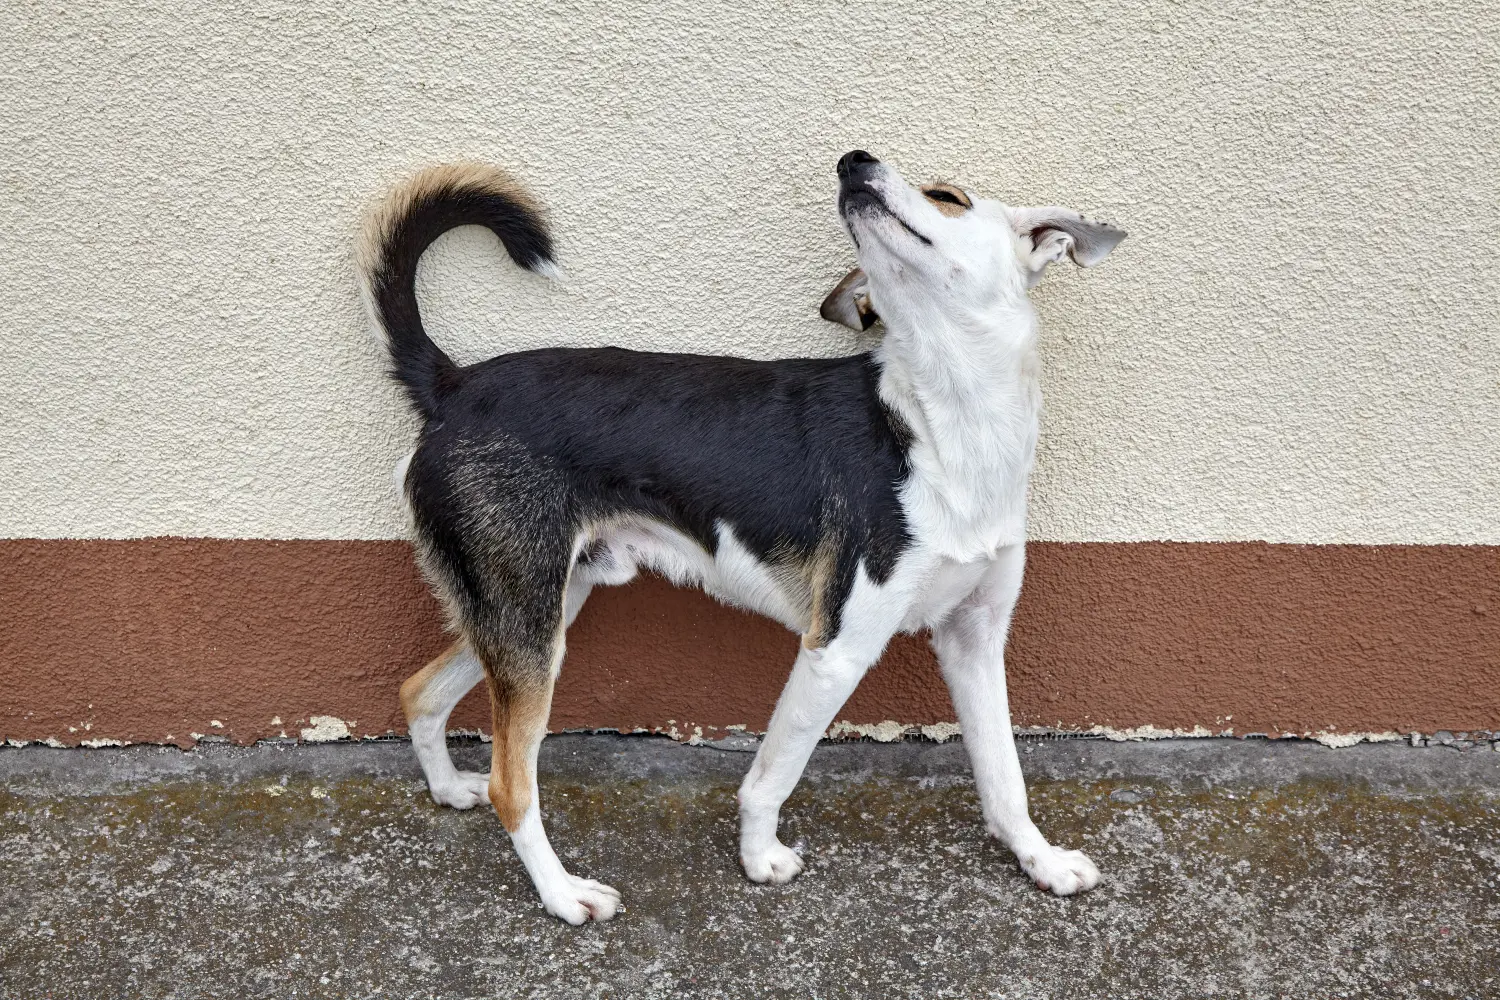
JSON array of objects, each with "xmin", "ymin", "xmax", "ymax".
[{"xmin": 3, "ymin": 539, "xmax": 1494, "ymax": 746}]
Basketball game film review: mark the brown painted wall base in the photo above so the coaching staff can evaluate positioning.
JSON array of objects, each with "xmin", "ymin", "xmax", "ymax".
[{"xmin": 2, "ymin": 539, "xmax": 1496, "ymax": 746}]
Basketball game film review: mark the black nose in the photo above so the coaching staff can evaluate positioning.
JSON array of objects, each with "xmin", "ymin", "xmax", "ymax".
[{"xmin": 837, "ymin": 149, "xmax": 879, "ymax": 180}]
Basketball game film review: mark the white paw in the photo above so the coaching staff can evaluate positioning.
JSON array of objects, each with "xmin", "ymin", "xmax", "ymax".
[
  {"xmin": 741, "ymin": 840, "xmax": 806, "ymax": 885},
  {"xmin": 428, "ymin": 770, "xmax": 490, "ymax": 810},
  {"xmin": 1018, "ymin": 844, "xmax": 1101, "ymax": 896},
  {"xmin": 540, "ymin": 874, "xmax": 622, "ymax": 925}
]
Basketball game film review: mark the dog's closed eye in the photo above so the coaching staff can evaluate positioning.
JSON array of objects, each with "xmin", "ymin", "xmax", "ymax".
[{"xmin": 921, "ymin": 185, "xmax": 972, "ymax": 216}]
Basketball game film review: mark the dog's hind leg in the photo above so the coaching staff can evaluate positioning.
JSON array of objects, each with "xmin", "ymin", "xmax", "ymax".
[
  {"xmin": 931, "ymin": 543, "xmax": 1100, "ymax": 896},
  {"xmin": 400, "ymin": 575, "xmax": 593, "ymax": 811},
  {"xmin": 482, "ymin": 634, "xmax": 620, "ymax": 925},
  {"xmin": 401, "ymin": 641, "xmax": 489, "ymax": 809}
]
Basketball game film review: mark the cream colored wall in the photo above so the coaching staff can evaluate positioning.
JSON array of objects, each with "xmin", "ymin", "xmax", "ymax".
[{"xmin": 3, "ymin": 2, "xmax": 1496, "ymax": 543}]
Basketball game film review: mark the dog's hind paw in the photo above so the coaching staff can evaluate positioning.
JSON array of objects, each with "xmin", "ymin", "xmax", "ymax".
[
  {"xmin": 428, "ymin": 770, "xmax": 490, "ymax": 810},
  {"xmin": 541, "ymin": 875, "xmax": 622, "ymax": 925},
  {"xmin": 1019, "ymin": 845, "xmax": 1101, "ymax": 896},
  {"xmin": 741, "ymin": 840, "xmax": 806, "ymax": 885}
]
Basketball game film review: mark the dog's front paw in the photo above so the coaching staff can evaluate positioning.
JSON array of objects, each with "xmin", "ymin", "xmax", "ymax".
[
  {"xmin": 1018, "ymin": 844, "xmax": 1101, "ymax": 896},
  {"xmin": 428, "ymin": 770, "xmax": 490, "ymax": 810},
  {"xmin": 540, "ymin": 874, "xmax": 622, "ymax": 925},
  {"xmin": 741, "ymin": 840, "xmax": 806, "ymax": 885}
]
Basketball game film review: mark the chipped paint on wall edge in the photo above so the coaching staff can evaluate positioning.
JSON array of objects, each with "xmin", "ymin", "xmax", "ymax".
[{"xmin": 5, "ymin": 725, "xmax": 1487, "ymax": 753}]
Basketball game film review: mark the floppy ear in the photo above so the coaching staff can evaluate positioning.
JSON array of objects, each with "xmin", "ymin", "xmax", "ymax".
[
  {"xmin": 819, "ymin": 267, "xmax": 879, "ymax": 331},
  {"xmin": 1009, "ymin": 207, "xmax": 1126, "ymax": 287}
]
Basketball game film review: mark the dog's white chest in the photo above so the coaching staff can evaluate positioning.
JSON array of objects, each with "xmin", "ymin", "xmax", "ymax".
[
  {"xmin": 901, "ymin": 558, "xmax": 995, "ymax": 631},
  {"xmin": 882, "ymin": 339, "xmax": 1041, "ymax": 564}
]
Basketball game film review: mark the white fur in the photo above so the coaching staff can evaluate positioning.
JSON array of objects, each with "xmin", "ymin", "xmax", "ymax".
[
  {"xmin": 573, "ymin": 518, "xmax": 811, "ymax": 634},
  {"xmin": 405, "ymin": 644, "xmax": 489, "ymax": 809},
  {"xmin": 510, "ymin": 801, "xmax": 621, "ymax": 924},
  {"xmin": 818, "ymin": 158, "xmax": 1118, "ymax": 893},
  {"xmin": 405, "ymin": 157, "xmax": 1122, "ymax": 917},
  {"xmin": 737, "ymin": 560, "xmax": 913, "ymax": 881},
  {"xmin": 931, "ymin": 547, "xmax": 1100, "ymax": 894}
]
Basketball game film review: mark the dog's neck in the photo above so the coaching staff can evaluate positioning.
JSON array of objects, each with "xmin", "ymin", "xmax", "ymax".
[{"xmin": 876, "ymin": 298, "xmax": 1042, "ymax": 562}]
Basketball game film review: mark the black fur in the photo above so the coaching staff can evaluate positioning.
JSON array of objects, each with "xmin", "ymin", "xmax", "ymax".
[
  {"xmin": 370, "ymin": 171, "xmax": 915, "ymax": 669},
  {"xmin": 367, "ymin": 180, "xmax": 554, "ymax": 420},
  {"xmin": 407, "ymin": 349, "xmax": 914, "ymax": 652}
]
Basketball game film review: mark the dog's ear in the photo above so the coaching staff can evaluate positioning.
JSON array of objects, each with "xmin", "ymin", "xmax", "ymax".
[
  {"xmin": 1008, "ymin": 207, "xmax": 1126, "ymax": 287},
  {"xmin": 819, "ymin": 267, "xmax": 879, "ymax": 330}
]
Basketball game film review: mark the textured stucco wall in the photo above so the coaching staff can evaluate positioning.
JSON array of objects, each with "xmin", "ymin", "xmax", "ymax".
[{"xmin": 3, "ymin": 1, "xmax": 1497, "ymax": 543}]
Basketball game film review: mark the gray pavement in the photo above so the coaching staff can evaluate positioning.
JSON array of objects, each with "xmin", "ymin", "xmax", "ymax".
[{"xmin": 2, "ymin": 734, "xmax": 1499, "ymax": 999}]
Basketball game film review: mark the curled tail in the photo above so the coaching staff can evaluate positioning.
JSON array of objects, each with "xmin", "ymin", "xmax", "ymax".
[{"xmin": 356, "ymin": 162, "xmax": 557, "ymax": 420}]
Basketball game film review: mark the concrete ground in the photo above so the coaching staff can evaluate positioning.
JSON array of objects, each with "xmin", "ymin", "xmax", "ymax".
[{"xmin": 2, "ymin": 735, "xmax": 1498, "ymax": 1000}]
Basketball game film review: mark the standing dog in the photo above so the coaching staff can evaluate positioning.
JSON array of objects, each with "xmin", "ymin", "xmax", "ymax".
[{"xmin": 356, "ymin": 151, "xmax": 1125, "ymax": 924}]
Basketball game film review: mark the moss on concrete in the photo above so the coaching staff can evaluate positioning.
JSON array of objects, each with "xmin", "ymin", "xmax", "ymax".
[{"xmin": 2, "ymin": 736, "xmax": 1497, "ymax": 998}]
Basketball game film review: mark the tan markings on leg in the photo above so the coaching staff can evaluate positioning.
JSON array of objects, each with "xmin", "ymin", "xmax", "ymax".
[
  {"xmin": 800, "ymin": 544, "xmax": 837, "ymax": 651},
  {"xmin": 399, "ymin": 640, "xmax": 466, "ymax": 723},
  {"xmin": 487, "ymin": 672, "xmax": 555, "ymax": 832}
]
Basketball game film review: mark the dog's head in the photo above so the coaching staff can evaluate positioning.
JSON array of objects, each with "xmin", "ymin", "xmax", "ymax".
[{"xmin": 821, "ymin": 150, "xmax": 1126, "ymax": 332}]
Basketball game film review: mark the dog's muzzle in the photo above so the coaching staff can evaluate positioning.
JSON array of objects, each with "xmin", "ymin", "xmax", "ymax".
[
  {"xmin": 837, "ymin": 149, "xmax": 883, "ymax": 216},
  {"xmin": 837, "ymin": 149, "xmax": 879, "ymax": 182}
]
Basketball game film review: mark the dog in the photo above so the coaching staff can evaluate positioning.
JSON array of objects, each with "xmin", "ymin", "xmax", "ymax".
[{"xmin": 355, "ymin": 151, "xmax": 1125, "ymax": 924}]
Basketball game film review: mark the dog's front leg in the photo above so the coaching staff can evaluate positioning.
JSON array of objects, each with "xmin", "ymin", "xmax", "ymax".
[
  {"xmin": 737, "ymin": 614, "xmax": 896, "ymax": 884},
  {"xmin": 931, "ymin": 544, "xmax": 1100, "ymax": 896}
]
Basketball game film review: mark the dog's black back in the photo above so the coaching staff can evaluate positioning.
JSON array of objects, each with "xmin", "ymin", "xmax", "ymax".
[
  {"xmin": 359, "ymin": 163, "xmax": 918, "ymax": 677},
  {"xmin": 406, "ymin": 346, "xmax": 914, "ymax": 662}
]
